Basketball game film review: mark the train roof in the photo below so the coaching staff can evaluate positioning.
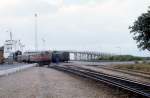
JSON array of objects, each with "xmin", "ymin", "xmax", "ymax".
[{"xmin": 23, "ymin": 50, "xmax": 51, "ymax": 54}]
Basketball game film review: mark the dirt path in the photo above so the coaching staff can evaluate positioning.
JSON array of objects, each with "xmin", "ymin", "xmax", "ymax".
[{"xmin": 0, "ymin": 67, "xmax": 130, "ymax": 98}]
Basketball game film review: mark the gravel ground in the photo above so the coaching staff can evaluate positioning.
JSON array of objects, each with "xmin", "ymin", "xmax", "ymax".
[
  {"xmin": 77, "ymin": 65, "xmax": 150, "ymax": 84},
  {"xmin": 64, "ymin": 62, "xmax": 150, "ymax": 84},
  {"xmin": 0, "ymin": 67, "xmax": 131, "ymax": 98}
]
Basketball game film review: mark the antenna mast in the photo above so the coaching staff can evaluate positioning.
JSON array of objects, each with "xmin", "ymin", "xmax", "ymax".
[
  {"xmin": 34, "ymin": 13, "xmax": 38, "ymax": 51},
  {"xmin": 10, "ymin": 31, "xmax": 12, "ymax": 41}
]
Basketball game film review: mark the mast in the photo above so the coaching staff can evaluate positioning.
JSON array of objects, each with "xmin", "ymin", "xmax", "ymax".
[{"xmin": 34, "ymin": 13, "xmax": 38, "ymax": 51}]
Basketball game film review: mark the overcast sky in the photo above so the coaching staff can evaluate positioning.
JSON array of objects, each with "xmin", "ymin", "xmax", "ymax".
[{"xmin": 0, "ymin": 0, "xmax": 150, "ymax": 56}]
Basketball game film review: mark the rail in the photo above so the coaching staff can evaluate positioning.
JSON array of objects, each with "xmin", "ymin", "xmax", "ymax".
[{"xmin": 50, "ymin": 65, "xmax": 150, "ymax": 98}]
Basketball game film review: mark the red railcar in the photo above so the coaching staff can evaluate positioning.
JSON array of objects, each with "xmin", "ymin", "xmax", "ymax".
[
  {"xmin": 18, "ymin": 51, "xmax": 52, "ymax": 66},
  {"xmin": 0, "ymin": 47, "xmax": 4, "ymax": 64}
]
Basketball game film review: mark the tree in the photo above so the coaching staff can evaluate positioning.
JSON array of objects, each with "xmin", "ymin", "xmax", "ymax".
[{"xmin": 129, "ymin": 7, "xmax": 150, "ymax": 51}]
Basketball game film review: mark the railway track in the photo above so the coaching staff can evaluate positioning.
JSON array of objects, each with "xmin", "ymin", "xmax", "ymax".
[
  {"xmin": 50, "ymin": 65, "xmax": 150, "ymax": 98},
  {"xmin": 85, "ymin": 65, "xmax": 150, "ymax": 79}
]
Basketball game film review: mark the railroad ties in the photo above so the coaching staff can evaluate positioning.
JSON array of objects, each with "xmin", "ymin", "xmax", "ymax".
[{"xmin": 50, "ymin": 65, "xmax": 150, "ymax": 98}]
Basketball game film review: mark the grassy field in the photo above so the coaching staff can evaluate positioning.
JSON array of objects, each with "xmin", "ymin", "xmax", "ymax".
[
  {"xmin": 98, "ymin": 55, "xmax": 144, "ymax": 61},
  {"xmin": 114, "ymin": 64, "xmax": 150, "ymax": 74}
]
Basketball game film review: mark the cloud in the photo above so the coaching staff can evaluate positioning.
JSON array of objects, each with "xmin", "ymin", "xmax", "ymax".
[
  {"xmin": 0, "ymin": 0, "xmax": 62, "ymax": 17},
  {"xmin": 0, "ymin": 0, "xmax": 149, "ymax": 56}
]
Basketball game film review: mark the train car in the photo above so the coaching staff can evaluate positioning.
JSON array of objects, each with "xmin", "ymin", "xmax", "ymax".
[
  {"xmin": 0, "ymin": 47, "xmax": 4, "ymax": 64},
  {"xmin": 52, "ymin": 52, "xmax": 61, "ymax": 63},
  {"xmin": 17, "ymin": 51, "xmax": 52, "ymax": 66},
  {"xmin": 29, "ymin": 51, "xmax": 52, "ymax": 65},
  {"xmin": 62, "ymin": 52, "xmax": 70, "ymax": 62},
  {"xmin": 18, "ymin": 52, "xmax": 30, "ymax": 63},
  {"xmin": 52, "ymin": 51, "xmax": 70, "ymax": 63}
]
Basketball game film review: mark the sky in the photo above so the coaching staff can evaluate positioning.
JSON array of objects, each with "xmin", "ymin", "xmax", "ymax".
[{"xmin": 0, "ymin": 0, "xmax": 150, "ymax": 56}]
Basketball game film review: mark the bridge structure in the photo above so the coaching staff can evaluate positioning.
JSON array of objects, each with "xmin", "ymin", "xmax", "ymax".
[{"xmin": 60, "ymin": 50, "xmax": 114, "ymax": 61}]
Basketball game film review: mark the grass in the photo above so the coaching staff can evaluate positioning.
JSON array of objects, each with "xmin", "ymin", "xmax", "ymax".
[
  {"xmin": 98, "ymin": 55, "xmax": 143, "ymax": 61},
  {"xmin": 113, "ymin": 64, "xmax": 150, "ymax": 74}
]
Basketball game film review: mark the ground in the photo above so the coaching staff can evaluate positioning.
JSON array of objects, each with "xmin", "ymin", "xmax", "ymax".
[
  {"xmin": 113, "ymin": 64, "xmax": 150, "ymax": 74},
  {"xmin": 64, "ymin": 62, "xmax": 150, "ymax": 83},
  {"xmin": 0, "ymin": 67, "xmax": 130, "ymax": 98},
  {"xmin": 0, "ymin": 63, "xmax": 28, "ymax": 70}
]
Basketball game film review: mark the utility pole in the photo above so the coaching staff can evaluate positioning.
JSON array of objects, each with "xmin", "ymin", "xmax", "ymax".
[
  {"xmin": 10, "ymin": 31, "xmax": 12, "ymax": 41},
  {"xmin": 34, "ymin": 13, "xmax": 38, "ymax": 51},
  {"xmin": 42, "ymin": 38, "xmax": 46, "ymax": 50},
  {"xmin": 8, "ymin": 30, "xmax": 13, "ymax": 51}
]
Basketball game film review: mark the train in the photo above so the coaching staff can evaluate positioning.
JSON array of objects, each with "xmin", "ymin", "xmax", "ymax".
[
  {"xmin": 0, "ymin": 47, "xmax": 4, "ymax": 64},
  {"xmin": 52, "ymin": 51, "xmax": 70, "ymax": 63},
  {"xmin": 16, "ymin": 50, "xmax": 70, "ymax": 66}
]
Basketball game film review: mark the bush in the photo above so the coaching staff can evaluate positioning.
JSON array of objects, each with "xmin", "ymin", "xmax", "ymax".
[{"xmin": 98, "ymin": 55, "xmax": 144, "ymax": 61}]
